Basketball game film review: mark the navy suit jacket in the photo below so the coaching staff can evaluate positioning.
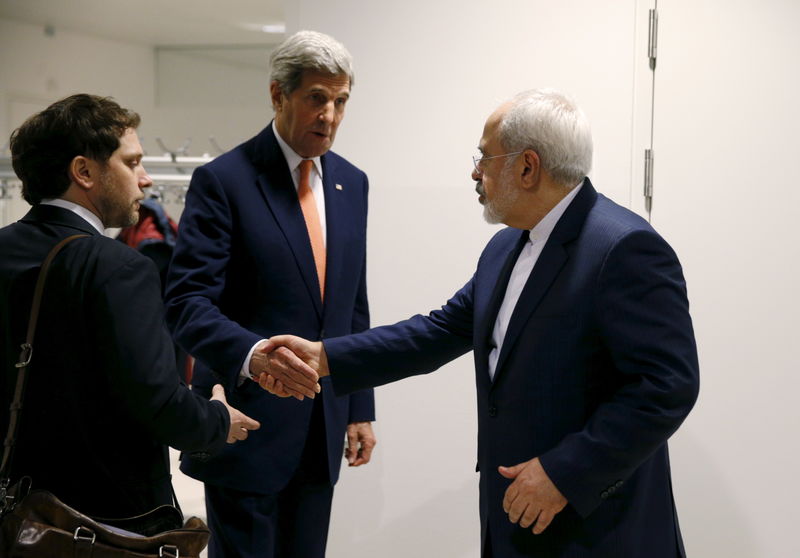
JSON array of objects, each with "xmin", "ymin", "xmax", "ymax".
[
  {"xmin": 325, "ymin": 180, "xmax": 699, "ymax": 557},
  {"xmin": 166, "ymin": 124, "xmax": 375, "ymax": 493},
  {"xmin": 0, "ymin": 205, "xmax": 230, "ymax": 518}
]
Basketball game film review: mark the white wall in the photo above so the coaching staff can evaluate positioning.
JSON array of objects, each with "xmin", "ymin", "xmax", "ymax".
[
  {"xmin": 0, "ymin": 19, "xmax": 155, "ymax": 139},
  {"xmin": 152, "ymin": 47, "xmax": 272, "ymax": 162},
  {"xmin": 0, "ymin": 17, "xmax": 271, "ymax": 225},
  {"xmin": 0, "ymin": 18, "xmax": 157, "ymax": 224}
]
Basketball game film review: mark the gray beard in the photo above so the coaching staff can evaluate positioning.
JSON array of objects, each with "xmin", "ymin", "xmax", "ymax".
[
  {"xmin": 483, "ymin": 203, "xmax": 504, "ymax": 224},
  {"xmin": 481, "ymin": 168, "xmax": 519, "ymax": 225}
]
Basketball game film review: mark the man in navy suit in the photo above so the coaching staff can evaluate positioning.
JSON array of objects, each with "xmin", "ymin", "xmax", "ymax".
[
  {"xmin": 264, "ymin": 89, "xmax": 700, "ymax": 557},
  {"xmin": 0, "ymin": 94, "xmax": 259, "ymax": 520},
  {"xmin": 164, "ymin": 31, "xmax": 376, "ymax": 558}
]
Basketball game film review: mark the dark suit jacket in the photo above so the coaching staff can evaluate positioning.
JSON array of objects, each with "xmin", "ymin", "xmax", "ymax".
[
  {"xmin": 324, "ymin": 179, "xmax": 699, "ymax": 557},
  {"xmin": 0, "ymin": 205, "xmax": 230, "ymax": 518},
  {"xmin": 166, "ymin": 124, "xmax": 375, "ymax": 493}
]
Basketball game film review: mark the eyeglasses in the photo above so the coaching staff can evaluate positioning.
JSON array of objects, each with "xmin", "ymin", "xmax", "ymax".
[{"xmin": 472, "ymin": 151, "xmax": 523, "ymax": 173}]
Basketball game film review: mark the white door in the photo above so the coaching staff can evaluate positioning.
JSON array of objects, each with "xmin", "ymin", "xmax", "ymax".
[{"xmin": 641, "ymin": 1, "xmax": 800, "ymax": 556}]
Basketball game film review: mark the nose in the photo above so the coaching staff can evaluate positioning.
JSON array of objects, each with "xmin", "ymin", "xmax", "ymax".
[
  {"xmin": 139, "ymin": 166, "xmax": 153, "ymax": 189},
  {"xmin": 472, "ymin": 167, "xmax": 482, "ymax": 181},
  {"xmin": 319, "ymin": 101, "xmax": 335, "ymax": 123}
]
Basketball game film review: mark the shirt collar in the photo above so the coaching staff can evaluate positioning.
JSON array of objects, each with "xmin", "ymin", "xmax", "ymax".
[
  {"xmin": 528, "ymin": 179, "xmax": 584, "ymax": 244},
  {"xmin": 40, "ymin": 198, "xmax": 105, "ymax": 234},
  {"xmin": 272, "ymin": 121, "xmax": 323, "ymax": 179}
]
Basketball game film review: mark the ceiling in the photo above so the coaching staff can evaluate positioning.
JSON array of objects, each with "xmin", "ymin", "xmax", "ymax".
[{"xmin": 0, "ymin": 0, "xmax": 285, "ymax": 47}]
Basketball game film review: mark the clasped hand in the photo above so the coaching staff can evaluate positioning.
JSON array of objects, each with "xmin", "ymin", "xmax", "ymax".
[
  {"xmin": 248, "ymin": 335, "xmax": 328, "ymax": 400},
  {"xmin": 250, "ymin": 337, "xmax": 376, "ymax": 466},
  {"xmin": 498, "ymin": 457, "xmax": 567, "ymax": 534}
]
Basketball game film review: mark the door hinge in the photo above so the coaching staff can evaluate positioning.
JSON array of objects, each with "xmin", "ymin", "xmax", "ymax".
[
  {"xmin": 644, "ymin": 149, "xmax": 654, "ymax": 214},
  {"xmin": 648, "ymin": 8, "xmax": 658, "ymax": 69}
]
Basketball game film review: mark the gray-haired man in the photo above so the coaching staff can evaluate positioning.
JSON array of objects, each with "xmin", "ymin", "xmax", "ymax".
[
  {"xmin": 262, "ymin": 88, "xmax": 699, "ymax": 558},
  {"xmin": 165, "ymin": 30, "xmax": 376, "ymax": 558}
]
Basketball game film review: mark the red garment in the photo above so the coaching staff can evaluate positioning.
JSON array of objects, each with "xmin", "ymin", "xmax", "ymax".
[{"xmin": 118, "ymin": 202, "xmax": 178, "ymax": 249}]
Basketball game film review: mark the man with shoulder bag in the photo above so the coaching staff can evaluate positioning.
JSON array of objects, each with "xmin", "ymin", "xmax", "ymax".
[{"xmin": 0, "ymin": 93, "xmax": 260, "ymax": 557}]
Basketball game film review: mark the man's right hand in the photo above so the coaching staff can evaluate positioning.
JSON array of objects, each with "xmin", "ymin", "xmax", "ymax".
[
  {"xmin": 210, "ymin": 384, "xmax": 261, "ymax": 443},
  {"xmin": 249, "ymin": 339, "xmax": 321, "ymax": 400},
  {"xmin": 255, "ymin": 335, "xmax": 329, "ymax": 398}
]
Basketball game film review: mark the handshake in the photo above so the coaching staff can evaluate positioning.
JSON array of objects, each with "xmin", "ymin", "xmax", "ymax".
[{"xmin": 249, "ymin": 335, "xmax": 329, "ymax": 400}]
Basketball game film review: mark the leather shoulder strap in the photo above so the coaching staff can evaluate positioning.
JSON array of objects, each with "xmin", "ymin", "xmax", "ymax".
[{"xmin": 0, "ymin": 234, "xmax": 90, "ymax": 481}]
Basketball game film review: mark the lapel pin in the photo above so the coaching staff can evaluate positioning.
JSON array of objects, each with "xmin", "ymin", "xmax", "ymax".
[{"xmin": 335, "ymin": 184, "xmax": 343, "ymax": 191}]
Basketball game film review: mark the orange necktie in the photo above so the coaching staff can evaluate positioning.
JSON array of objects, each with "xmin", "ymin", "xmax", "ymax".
[{"xmin": 298, "ymin": 159, "xmax": 326, "ymax": 300}]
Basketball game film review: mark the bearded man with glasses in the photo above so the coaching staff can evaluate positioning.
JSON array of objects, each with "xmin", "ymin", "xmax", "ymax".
[{"xmin": 263, "ymin": 88, "xmax": 699, "ymax": 558}]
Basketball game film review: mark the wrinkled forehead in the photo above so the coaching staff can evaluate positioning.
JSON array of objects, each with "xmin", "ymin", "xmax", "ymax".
[{"xmin": 298, "ymin": 70, "xmax": 350, "ymax": 93}]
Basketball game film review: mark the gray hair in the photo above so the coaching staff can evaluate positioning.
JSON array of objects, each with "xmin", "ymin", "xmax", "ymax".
[
  {"xmin": 269, "ymin": 30, "xmax": 354, "ymax": 95},
  {"xmin": 498, "ymin": 88, "xmax": 593, "ymax": 186}
]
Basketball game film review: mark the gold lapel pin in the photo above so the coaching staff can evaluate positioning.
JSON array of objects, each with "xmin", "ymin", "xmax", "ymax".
[{"xmin": 335, "ymin": 184, "xmax": 343, "ymax": 191}]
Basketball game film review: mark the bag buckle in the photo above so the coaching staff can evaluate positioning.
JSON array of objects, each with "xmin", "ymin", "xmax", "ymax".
[
  {"xmin": 0, "ymin": 479, "xmax": 10, "ymax": 514},
  {"xmin": 15, "ymin": 343, "xmax": 32, "ymax": 368},
  {"xmin": 73, "ymin": 526, "xmax": 96, "ymax": 545},
  {"xmin": 160, "ymin": 545, "xmax": 180, "ymax": 557}
]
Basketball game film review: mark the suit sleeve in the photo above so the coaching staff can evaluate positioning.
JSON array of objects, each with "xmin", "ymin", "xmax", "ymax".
[
  {"xmin": 538, "ymin": 229, "xmax": 700, "ymax": 518},
  {"xmin": 93, "ymin": 251, "xmax": 230, "ymax": 455},
  {"xmin": 164, "ymin": 166, "xmax": 261, "ymax": 390},
  {"xmin": 326, "ymin": 276, "xmax": 476, "ymax": 395},
  {"xmin": 346, "ymin": 174, "xmax": 375, "ymax": 423}
]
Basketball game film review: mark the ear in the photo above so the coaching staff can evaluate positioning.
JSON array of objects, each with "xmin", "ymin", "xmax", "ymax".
[
  {"xmin": 520, "ymin": 149, "xmax": 541, "ymax": 190},
  {"xmin": 69, "ymin": 156, "xmax": 96, "ymax": 191},
  {"xmin": 270, "ymin": 81, "xmax": 284, "ymax": 112}
]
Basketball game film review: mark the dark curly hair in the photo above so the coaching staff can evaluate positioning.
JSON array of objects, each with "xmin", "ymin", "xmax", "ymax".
[{"xmin": 9, "ymin": 94, "xmax": 141, "ymax": 205}]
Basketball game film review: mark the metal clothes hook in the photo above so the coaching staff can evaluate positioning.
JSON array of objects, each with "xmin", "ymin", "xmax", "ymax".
[
  {"xmin": 155, "ymin": 138, "xmax": 192, "ymax": 162},
  {"xmin": 208, "ymin": 137, "xmax": 227, "ymax": 156}
]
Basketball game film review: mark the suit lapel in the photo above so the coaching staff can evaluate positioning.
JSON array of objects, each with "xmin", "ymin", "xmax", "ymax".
[
  {"xmin": 253, "ymin": 125, "xmax": 323, "ymax": 319},
  {"xmin": 473, "ymin": 229, "xmax": 530, "ymax": 390},
  {"xmin": 474, "ymin": 229, "xmax": 530, "ymax": 354},
  {"xmin": 491, "ymin": 180, "xmax": 598, "ymax": 383},
  {"xmin": 491, "ymin": 241, "xmax": 569, "ymax": 381},
  {"xmin": 319, "ymin": 154, "xmax": 344, "ymax": 324}
]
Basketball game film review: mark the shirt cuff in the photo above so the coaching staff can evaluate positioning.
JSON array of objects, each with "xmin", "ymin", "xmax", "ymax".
[{"xmin": 238, "ymin": 339, "xmax": 266, "ymax": 386}]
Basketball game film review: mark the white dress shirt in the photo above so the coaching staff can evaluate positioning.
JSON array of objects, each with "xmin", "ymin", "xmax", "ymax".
[
  {"xmin": 240, "ymin": 123, "xmax": 329, "ymax": 381},
  {"xmin": 40, "ymin": 198, "xmax": 105, "ymax": 234},
  {"xmin": 488, "ymin": 180, "xmax": 584, "ymax": 380}
]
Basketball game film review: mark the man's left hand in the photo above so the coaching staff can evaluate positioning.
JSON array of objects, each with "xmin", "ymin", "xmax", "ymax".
[
  {"xmin": 498, "ymin": 457, "xmax": 567, "ymax": 535},
  {"xmin": 345, "ymin": 422, "xmax": 376, "ymax": 467}
]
